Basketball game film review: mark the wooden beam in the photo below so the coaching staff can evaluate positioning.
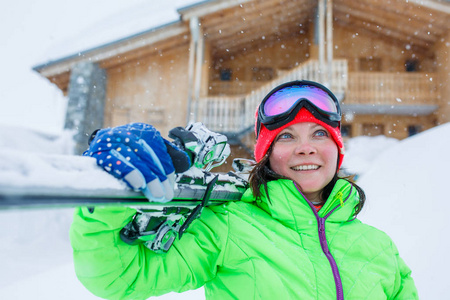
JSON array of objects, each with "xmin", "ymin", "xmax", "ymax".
[
  {"xmin": 335, "ymin": 0, "xmax": 449, "ymax": 33},
  {"xmin": 48, "ymin": 72, "xmax": 70, "ymax": 93},
  {"xmin": 201, "ymin": 0, "xmax": 313, "ymax": 30},
  {"xmin": 204, "ymin": 1, "xmax": 316, "ymax": 44},
  {"xmin": 327, "ymin": 0, "xmax": 333, "ymax": 85},
  {"xmin": 207, "ymin": 11, "xmax": 312, "ymax": 48},
  {"xmin": 193, "ymin": 20, "xmax": 204, "ymax": 121},
  {"xmin": 319, "ymin": 0, "xmax": 325, "ymax": 82},
  {"xmin": 334, "ymin": 17, "xmax": 435, "ymax": 57},
  {"xmin": 408, "ymin": 0, "xmax": 450, "ymax": 13},
  {"xmin": 333, "ymin": 7, "xmax": 435, "ymax": 48},
  {"xmin": 187, "ymin": 17, "xmax": 198, "ymax": 124},
  {"xmin": 203, "ymin": 0, "xmax": 316, "ymax": 58},
  {"xmin": 178, "ymin": 0, "xmax": 255, "ymax": 20},
  {"xmin": 211, "ymin": 29, "xmax": 306, "ymax": 59},
  {"xmin": 210, "ymin": 24, "xmax": 308, "ymax": 58},
  {"xmin": 200, "ymin": 0, "xmax": 280, "ymax": 29},
  {"xmin": 334, "ymin": 0, "xmax": 441, "ymax": 43}
]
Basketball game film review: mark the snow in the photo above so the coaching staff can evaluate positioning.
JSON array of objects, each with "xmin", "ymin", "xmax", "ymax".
[
  {"xmin": 0, "ymin": 123, "xmax": 449, "ymax": 299},
  {"xmin": 0, "ymin": 0, "xmax": 199, "ymax": 134},
  {"xmin": 41, "ymin": 0, "xmax": 200, "ymax": 62},
  {"xmin": 357, "ymin": 124, "xmax": 450, "ymax": 299},
  {"xmin": 341, "ymin": 135, "xmax": 399, "ymax": 177}
]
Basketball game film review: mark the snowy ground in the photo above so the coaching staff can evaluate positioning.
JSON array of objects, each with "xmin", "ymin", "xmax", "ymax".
[{"xmin": 0, "ymin": 123, "xmax": 449, "ymax": 299}]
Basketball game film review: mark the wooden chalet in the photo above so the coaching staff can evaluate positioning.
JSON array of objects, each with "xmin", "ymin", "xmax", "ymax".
[{"xmin": 34, "ymin": 0, "xmax": 450, "ymax": 166}]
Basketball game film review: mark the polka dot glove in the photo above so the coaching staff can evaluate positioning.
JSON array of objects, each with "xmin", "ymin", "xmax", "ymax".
[{"xmin": 84, "ymin": 123, "xmax": 191, "ymax": 203}]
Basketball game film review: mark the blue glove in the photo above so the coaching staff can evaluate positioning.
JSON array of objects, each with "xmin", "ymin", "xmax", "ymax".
[{"xmin": 84, "ymin": 123, "xmax": 190, "ymax": 202}]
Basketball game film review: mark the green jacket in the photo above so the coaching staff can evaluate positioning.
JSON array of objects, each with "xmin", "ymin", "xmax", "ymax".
[{"xmin": 70, "ymin": 179, "xmax": 418, "ymax": 299}]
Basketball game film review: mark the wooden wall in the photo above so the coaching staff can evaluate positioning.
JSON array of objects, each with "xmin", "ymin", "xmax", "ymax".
[
  {"xmin": 343, "ymin": 114, "xmax": 437, "ymax": 140},
  {"xmin": 104, "ymin": 44, "xmax": 191, "ymax": 137},
  {"xmin": 210, "ymin": 30, "xmax": 312, "ymax": 82},
  {"xmin": 434, "ymin": 30, "xmax": 450, "ymax": 125},
  {"xmin": 333, "ymin": 23, "xmax": 443, "ymax": 139},
  {"xmin": 332, "ymin": 25, "xmax": 437, "ymax": 72}
]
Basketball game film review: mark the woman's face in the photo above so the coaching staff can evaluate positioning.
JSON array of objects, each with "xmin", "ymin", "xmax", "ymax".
[{"xmin": 269, "ymin": 122, "xmax": 338, "ymax": 202}]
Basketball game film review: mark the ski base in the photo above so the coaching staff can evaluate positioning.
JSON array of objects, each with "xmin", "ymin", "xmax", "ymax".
[{"xmin": 0, "ymin": 171, "xmax": 248, "ymax": 210}]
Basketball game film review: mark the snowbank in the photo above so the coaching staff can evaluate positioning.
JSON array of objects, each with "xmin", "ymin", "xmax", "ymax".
[
  {"xmin": 341, "ymin": 135, "xmax": 399, "ymax": 177},
  {"xmin": 357, "ymin": 123, "xmax": 450, "ymax": 299},
  {"xmin": 0, "ymin": 124, "xmax": 75, "ymax": 155}
]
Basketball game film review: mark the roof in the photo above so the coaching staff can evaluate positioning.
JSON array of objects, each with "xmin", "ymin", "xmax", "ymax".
[
  {"xmin": 182, "ymin": 0, "xmax": 449, "ymax": 58},
  {"xmin": 34, "ymin": 0, "xmax": 450, "ymax": 82}
]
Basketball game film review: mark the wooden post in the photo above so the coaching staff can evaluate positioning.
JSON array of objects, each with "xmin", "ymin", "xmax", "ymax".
[
  {"xmin": 186, "ymin": 17, "xmax": 199, "ymax": 125},
  {"xmin": 326, "ymin": 0, "xmax": 333, "ymax": 87},
  {"xmin": 193, "ymin": 20, "xmax": 204, "ymax": 122},
  {"xmin": 318, "ymin": 0, "xmax": 325, "ymax": 83}
]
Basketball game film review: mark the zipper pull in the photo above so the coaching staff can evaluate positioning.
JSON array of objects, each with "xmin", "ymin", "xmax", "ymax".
[
  {"xmin": 318, "ymin": 218, "xmax": 329, "ymax": 253},
  {"xmin": 336, "ymin": 191, "xmax": 344, "ymax": 207}
]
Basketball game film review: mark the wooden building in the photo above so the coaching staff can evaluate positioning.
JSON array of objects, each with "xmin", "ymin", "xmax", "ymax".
[{"xmin": 34, "ymin": 0, "xmax": 449, "ymax": 163}]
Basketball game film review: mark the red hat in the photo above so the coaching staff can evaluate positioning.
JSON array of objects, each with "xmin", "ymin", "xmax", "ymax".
[{"xmin": 254, "ymin": 107, "xmax": 345, "ymax": 171}]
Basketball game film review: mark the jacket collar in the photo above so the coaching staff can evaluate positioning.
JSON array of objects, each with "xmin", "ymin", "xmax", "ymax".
[{"xmin": 241, "ymin": 179, "xmax": 359, "ymax": 231}]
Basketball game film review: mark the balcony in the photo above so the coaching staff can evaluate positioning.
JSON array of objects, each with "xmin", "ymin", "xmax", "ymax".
[
  {"xmin": 342, "ymin": 72, "xmax": 439, "ymax": 116},
  {"xmin": 198, "ymin": 59, "xmax": 348, "ymax": 133},
  {"xmin": 197, "ymin": 60, "xmax": 439, "ymax": 135}
]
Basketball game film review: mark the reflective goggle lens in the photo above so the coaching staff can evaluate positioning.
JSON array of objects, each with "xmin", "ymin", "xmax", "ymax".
[{"xmin": 263, "ymin": 85, "xmax": 338, "ymax": 117}]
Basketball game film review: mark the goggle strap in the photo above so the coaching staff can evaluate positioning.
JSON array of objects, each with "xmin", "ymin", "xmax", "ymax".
[{"xmin": 262, "ymin": 102, "xmax": 340, "ymax": 131}]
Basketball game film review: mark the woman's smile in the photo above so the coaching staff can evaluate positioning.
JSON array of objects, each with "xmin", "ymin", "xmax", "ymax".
[{"xmin": 290, "ymin": 164, "xmax": 320, "ymax": 171}]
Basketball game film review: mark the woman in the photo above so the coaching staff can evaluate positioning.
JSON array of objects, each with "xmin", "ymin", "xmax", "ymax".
[{"xmin": 70, "ymin": 81, "xmax": 418, "ymax": 299}]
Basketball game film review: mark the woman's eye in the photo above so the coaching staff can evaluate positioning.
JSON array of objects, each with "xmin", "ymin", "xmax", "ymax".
[
  {"xmin": 277, "ymin": 132, "xmax": 293, "ymax": 140},
  {"xmin": 314, "ymin": 130, "xmax": 328, "ymax": 137}
]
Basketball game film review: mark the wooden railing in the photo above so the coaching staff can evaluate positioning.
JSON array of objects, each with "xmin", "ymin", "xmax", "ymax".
[
  {"xmin": 208, "ymin": 81, "xmax": 263, "ymax": 96},
  {"xmin": 345, "ymin": 72, "xmax": 438, "ymax": 106},
  {"xmin": 198, "ymin": 96, "xmax": 246, "ymax": 132},
  {"xmin": 243, "ymin": 60, "xmax": 348, "ymax": 129},
  {"xmin": 198, "ymin": 59, "xmax": 348, "ymax": 132}
]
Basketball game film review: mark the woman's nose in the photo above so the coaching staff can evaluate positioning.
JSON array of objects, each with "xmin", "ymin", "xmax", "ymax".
[{"xmin": 295, "ymin": 140, "xmax": 317, "ymax": 155}]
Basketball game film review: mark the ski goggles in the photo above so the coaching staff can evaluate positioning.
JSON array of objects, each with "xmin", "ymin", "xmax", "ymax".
[{"xmin": 256, "ymin": 80, "xmax": 341, "ymax": 138}]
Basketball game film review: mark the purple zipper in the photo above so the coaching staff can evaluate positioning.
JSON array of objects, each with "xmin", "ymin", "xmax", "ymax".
[
  {"xmin": 318, "ymin": 217, "xmax": 344, "ymax": 300},
  {"xmin": 294, "ymin": 183, "xmax": 353, "ymax": 300}
]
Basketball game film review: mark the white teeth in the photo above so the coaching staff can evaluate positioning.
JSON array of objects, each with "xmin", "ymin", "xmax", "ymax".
[{"xmin": 292, "ymin": 165, "xmax": 319, "ymax": 171}]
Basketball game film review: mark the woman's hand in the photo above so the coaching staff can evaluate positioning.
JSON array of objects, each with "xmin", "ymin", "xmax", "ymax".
[{"xmin": 84, "ymin": 123, "xmax": 190, "ymax": 202}]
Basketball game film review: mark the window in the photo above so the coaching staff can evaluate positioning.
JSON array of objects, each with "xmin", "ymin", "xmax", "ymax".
[
  {"xmin": 407, "ymin": 125, "xmax": 422, "ymax": 136},
  {"xmin": 341, "ymin": 125, "xmax": 352, "ymax": 138},
  {"xmin": 405, "ymin": 59, "xmax": 419, "ymax": 72},
  {"xmin": 219, "ymin": 68, "xmax": 232, "ymax": 81},
  {"xmin": 359, "ymin": 57, "xmax": 382, "ymax": 71}
]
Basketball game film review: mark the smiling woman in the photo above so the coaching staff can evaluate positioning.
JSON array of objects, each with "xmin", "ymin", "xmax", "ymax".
[
  {"xmin": 250, "ymin": 81, "xmax": 346, "ymax": 205},
  {"xmin": 70, "ymin": 80, "xmax": 418, "ymax": 300}
]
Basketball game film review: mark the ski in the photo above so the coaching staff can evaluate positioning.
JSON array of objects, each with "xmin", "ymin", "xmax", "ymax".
[{"xmin": 0, "ymin": 170, "xmax": 248, "ymax": 210}]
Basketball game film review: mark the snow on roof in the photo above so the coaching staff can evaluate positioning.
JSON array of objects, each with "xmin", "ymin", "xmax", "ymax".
[{"xmin": 35, "ymin": 0, "xmax": 203, "ymax": 66}]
